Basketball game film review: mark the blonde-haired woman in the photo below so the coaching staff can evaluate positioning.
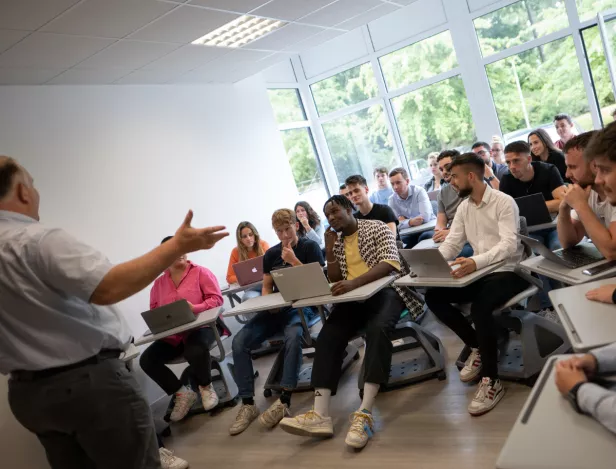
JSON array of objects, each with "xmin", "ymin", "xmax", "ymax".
[
  {"xmin": 424, "ymin": 152, "xmax": 442, "ymax": 192},
  {"xmin": 226, "ymin": 221, "xmax": 269, "ymax": 299}
]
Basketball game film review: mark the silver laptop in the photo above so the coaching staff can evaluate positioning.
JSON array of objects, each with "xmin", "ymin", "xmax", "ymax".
[
  {"xmin": 516, "ymin": 234, "xmax": 604, "ymax": 269},
  {"xmin": 400, "ymin": 249, "xmax": 460, "ymax": 278},
  {"xmin": 514, "ymin": 193, "xmax": 552, "ymax": 226},
  {"xmin": 271, "ymin": 263, "xmax": 331, "ymax": 301},
  {"xmin": 497, "ymin": 356, "xmax": 616, "ymax": 469},
  {"xmin": 141, "ymin": 300, "xmax": 196, "ymax": 335},
  {"xmin": 232, "ymin": 256, "xmax": 264, "ymax": 286}
]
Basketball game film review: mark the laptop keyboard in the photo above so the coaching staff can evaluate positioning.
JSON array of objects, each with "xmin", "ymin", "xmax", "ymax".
[{"xmin": 553, "ymin": 246, "xmax": 604, "ymax": 268}]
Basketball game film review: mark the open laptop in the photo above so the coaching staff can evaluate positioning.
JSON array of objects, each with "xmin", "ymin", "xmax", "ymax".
[
  {"xmin": 232, "ymin": 256, "xmax": 264, "ymax": 286},
  {"xmin": 514, "ymin": 193, "xmax": 553, "ymax": 227},
  {"xmin": 516, "ymin": 234, "xmax": 604, "ymax": 269},
  {"xmin": 141, "ymin": 299, "xmax": 196, "ymax": 335},
  {"xmin": 400, "ymin": 249, "xmax": 460, "ymax": 278},
  {"xmin": 271, "ymin": 262, "xmax": 331, "ymax": 302}
]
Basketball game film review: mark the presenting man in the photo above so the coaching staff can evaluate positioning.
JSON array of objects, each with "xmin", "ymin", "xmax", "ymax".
[{"xmin": 0, "ymin": 156, "xmax": 228, "ymax": 469}]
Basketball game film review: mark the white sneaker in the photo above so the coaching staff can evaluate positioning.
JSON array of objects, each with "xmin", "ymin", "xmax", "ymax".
[
  {"xmin": 229, "ymin": 404, "xmax": 260, "ymax": 436},
  {"xmin": 460, "ymin": 348, "xmax": 482, "ymax": 383},
  {"xmin": 169, "ymin": 389, "xmax": 198, "ymax": 422},
  {"xmin": 258, "ymin": 399, "xmax": 290, "ymax": 429},
  {"xmin": 345, "ymin": 410, "xmax": 374, "ymax": 449},
  {"xmin": 159, "ymin": 448, "xmax": 189, "ymax": 469},
  {"xmin": 279, "ymin": 409, "xmax": 334, "ymax": 437},
  {"xmin": 199, "ymin": 384, "xmax": 219, "ymax": 411},
  {"xmin": 468, "ymin": 377, "xmax": 505, "ymax": 416}
]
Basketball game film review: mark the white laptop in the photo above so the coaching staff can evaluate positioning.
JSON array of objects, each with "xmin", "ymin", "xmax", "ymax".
[
  {"xmin": 141, "ymin": 300, "xmax": 196, "ymax": 335},
  {"xmin": 400, "ymin": 249, "xmax": 460, "ymax": 278},
  {"xmin": 271, "ymin": 263, "xmax": 331, "ymax": 302}
]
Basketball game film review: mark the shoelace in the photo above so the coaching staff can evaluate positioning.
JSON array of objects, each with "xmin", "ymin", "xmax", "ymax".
[
  {"xmin": 466, "ymin": 352, "xmax": 481, "ymax": 368},
  {"xmin": 348, "ymin": 412, "xmax": 373, "ymax": 437},
  {"xmin": 473, "ymin": 377, "xmax": 492, "ymax": 402},
  {"xmin": 235, "ymin": 404, "xmax": 254, "ymax": 422},
  {"xmin": 159, "ymin": 449, "xmax": 176, "ymax": 464},
  {"xmin": 295, "ymin": 409, "xmax": 320, "ymax": 423}
]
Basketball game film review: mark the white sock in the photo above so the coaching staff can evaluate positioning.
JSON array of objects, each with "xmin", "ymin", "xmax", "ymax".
[
  {"xmin": 359, "ymin": 383, "xmax": 379, "ymax": 413},
  {"xmin": 314, "ymin": 388, "xmax": 332, "ymax": 417}
]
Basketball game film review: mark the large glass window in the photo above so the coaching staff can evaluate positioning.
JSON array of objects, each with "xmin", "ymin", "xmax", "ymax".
[
  {"xmin": 379, "ymin": 31, "xmax": 458, "ymax": 91},
  {"xmin": 322, "ymin": 105, "xmax": 397, "ymax": 183},
  {"xmin": 392, "ymin": 76, "xmax": 476, "ymax": 166},
  {"xmin": 474, "ymin": 0, "xmax": 569, "ymax": 57},
  {"xmin": 310, "ymin": 63, "xmax": 378, "ymax": 116},
  {"xmin": 582, "ymin": 20, "xmax": 616, "ymax": 125},
  {"xmin": 267, "ymin": 89, "xmax": 328, "ymax": 210},
  {"xmin": 577, "ymin": 0, "xmax": 616, "ymax": 21},
  {"xmin": 486, "ymin": 36, "xmax": 590, "ymax": 140},
  {"xmin": 267, "ymin": 89, "xmax": 306, "ymax": 124}
]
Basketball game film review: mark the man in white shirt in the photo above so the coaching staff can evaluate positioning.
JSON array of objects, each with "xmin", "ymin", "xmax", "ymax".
[
  {"xmin": 0, "ymin": 156, "xmax": 228, "ymax": 469},
  {"xmin": 558, "ymin": 131, "xmax": 616, "ymax": 260},
  {"xmin": 424, "ymin": 153, "xmax": 530, "ymax": 416}
]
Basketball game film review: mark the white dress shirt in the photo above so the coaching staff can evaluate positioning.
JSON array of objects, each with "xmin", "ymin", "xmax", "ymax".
[
  {"xmin": 0, "ymin": 210, "xmax": 131, "ymax": 374},
  {"xmin": 439, "ymin": 184, "xmax": 524, "ymax": 271}
]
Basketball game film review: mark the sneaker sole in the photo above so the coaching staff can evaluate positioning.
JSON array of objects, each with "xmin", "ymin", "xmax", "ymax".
[
  {"xmin": 258, "ymin": 414, "xmax": 282, "ymax": 429},
  {"xmin": 345, "ymin": 436, "xmax": 369, "ymax": 449},
  {"xmin": 459, "ymin": 366, "xmax": 482, "ymax": 383},
  {"xmin": 202, "ymin": 399, "xmax": 219, "ymax": 412},
  {"xmin": 468, "ymin": 388, "xmax": 506, "ymax": 417},
  {"xmin": 279, "ymin": 421, "xmax": 333, "ymax": 438}
]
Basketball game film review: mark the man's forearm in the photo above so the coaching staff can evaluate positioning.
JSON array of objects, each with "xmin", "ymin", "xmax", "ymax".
[
  {"xmin": 546, "ymin": 199, "xmax": 561, "ymax": 213},
  {"xmin": 435, "ymin": 213, "xmax": 448, "ymax": 231},
  {"xmin": 352, "ymin": 262, "xmax": 395, "ymax": 288},
  {"xmin": 558, "ymin": 207, "xmax": 584, "ymax": 249},
  {"xmin": 90, "ymin": 239, "xmax": 183, "ymax": 305},
  {"xmin": 326, "ymin": 250, "xmax": 343, "ymax": 282},
  {"xmin": 576, "ymin": 205, "xmax": 616, "ymax": 259}
]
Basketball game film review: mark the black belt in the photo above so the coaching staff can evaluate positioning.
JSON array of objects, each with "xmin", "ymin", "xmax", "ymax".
[{"xmin": 11, "ymin": 349, "xmax": 122, "ymax": 382}]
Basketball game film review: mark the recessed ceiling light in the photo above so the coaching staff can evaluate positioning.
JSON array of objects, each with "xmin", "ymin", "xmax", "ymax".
[{"xmin": 192, "ymin": 15, "xmax": 286, "ymax": 48}]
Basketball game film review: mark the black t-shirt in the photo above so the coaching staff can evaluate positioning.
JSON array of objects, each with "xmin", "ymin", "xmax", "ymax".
[
  {"xmin": 532, "ymin": 149, "xmax": 568, "ymax": 182},
  {"xmin": 355, "ymin": 203, "xmax": 399, "ymax": 240},
  {"xmin": 500, "ymin": 161, "xmax": 564, "ymax": 201},
  {"xmin": 263, "ymin": 237, "xmax": 325, "ymax": 278}
]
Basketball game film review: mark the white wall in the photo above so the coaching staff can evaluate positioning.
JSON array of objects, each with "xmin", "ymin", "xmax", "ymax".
[{"xmin": 0, "ymin": 76, "xmax": 298, "ymax": 468}]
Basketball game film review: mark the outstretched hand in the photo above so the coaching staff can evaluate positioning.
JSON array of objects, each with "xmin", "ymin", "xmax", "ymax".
[{"xmin": 174, "ymin": 210, "xmax": 229, "ymax": 253}]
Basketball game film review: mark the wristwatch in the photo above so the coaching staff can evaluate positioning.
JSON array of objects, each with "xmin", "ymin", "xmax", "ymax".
[
  {"xmin": 487, "ymin": 176, "xmax": 496, "ymax": 182},
  {"xmin": 566, "ymin": 382, "xmax": 586, "ymax": 414}
]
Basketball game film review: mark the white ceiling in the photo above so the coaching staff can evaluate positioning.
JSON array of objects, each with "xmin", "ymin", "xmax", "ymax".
[{"xmin": 0, "ymin": 0, "xmax": 409, "ymax": 85}]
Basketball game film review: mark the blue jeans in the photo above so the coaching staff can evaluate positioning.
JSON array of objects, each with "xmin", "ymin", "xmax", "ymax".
[
  {"xmin": 530, "ymin": 228, "xmax": 562, "ymax": 309},
  {"xmin": 231, "ymin": 306, "xmax": 315, "ymax": 397}
]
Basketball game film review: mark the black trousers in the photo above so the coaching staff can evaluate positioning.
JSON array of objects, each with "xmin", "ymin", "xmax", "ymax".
[
  {"xmin": 9, "ymin": 359, "xmax": 160, "ymax": 469},
  {"xmin": 311, "ymin": 287, "xmax": 405, "ymax": 393},
  {"xmin": 424, "ymin": 272, "xmax": 529, "ymax": 380},
  {"xmin": 140, "ymin": 327, "xmax": 216, "ymax": 395}
]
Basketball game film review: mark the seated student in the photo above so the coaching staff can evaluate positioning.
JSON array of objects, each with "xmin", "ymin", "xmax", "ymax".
[
  {"xmin": 472, "ymin": 140, "xmax": 508, "ymax": 190},
  {"xmin": 229, "ymin": 209, "xmax": 324, "ymax": 436},
  {"xmin": 491, "ymin": 135, "xmax": 506, "ymax": 165},
  {"xmin": 345, "ymin": 174, "xmax": 397, "ymax": 235},
  {"xmin": 140, "ymin": 237, "xmax": 225, "ymax": 422},
  {"xmin": 369, "ymin": 166, "xmax": 394, "ymax": 204},
  {"xmin": 554, "ymin": 113, "xmax": 577, "ymax": 150},
  {"xmin": 417, "ymin": 150, "xmax": 473, "ymax": 257},
  {"xmin": 558, "ymin": 131, "xmax": 616, "ymax": 260},
  {"xmin": 424, "ymin": 152, "xmax": 443, "ymax": 192},
  {"xmin": 295, "ymin": 201, "xmax": 325, "ymax": 250},
  {"xmin": 388, "ymin": 166, "xmax": 435, "ymax": 247},
  {"xmin": 424, "ymin": 153, "xmax": 529, "ymax": 416},
  {"xmin": 226, "ymin": 221, "xmax": 270, "ymax": 299},
  {"xmin": 339, "ymin": 183, "xmax": 350, "ymax": 199},
  {"xmin": 529, "ymin": 128, "xmax": 568, "ymax": 181},
  {"xmin": 279, "ymin": 196, "xmax": 424, "ymax": 449},
  {"xmin": 500, "ymin": 141, "xmax": 566, "ymax": 314}
]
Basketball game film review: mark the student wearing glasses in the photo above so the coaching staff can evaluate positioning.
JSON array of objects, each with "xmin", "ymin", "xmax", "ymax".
[{"xmin": 472, "ymin": 141, "xmax": 508, "ymax": 190}]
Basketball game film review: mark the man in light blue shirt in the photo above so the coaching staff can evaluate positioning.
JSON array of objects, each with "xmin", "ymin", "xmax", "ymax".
[
  {"xmin": 369, "ymin": 166, "xmax": 394, "ymax": 205},
  {"xmin": 388, "ymin": 166, "xmax": 435, "ymax": 247},
  {"xmin": 0, "ymin": 156, "xmax": 228, "ymax": 469}
]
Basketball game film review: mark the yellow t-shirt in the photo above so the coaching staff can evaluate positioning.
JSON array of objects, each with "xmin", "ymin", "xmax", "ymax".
[{"xmin": 344, "ymin": 232, "xmax": 400, "ymax": 280}]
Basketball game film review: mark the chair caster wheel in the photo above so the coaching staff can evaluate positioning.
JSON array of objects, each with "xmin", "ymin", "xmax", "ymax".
[
  {"xmin": 437, "ymin": 371, "xmax": 447, "ymax": 381},
  {"xmin": 263, "ymin": 389, "xmax": 272, "ymax": 398}
]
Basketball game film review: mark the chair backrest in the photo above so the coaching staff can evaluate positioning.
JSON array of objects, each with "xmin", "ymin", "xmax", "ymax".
[
  {"xmin": 430, "ymin": 200, "xmax": 438, "ymax": 216},
  {"xmin": 518, "ymin": 216, "xmax": 533, "ymax": 258}
]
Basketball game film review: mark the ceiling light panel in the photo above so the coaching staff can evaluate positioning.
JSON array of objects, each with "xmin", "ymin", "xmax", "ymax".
[{"xmin": 191, "ymin": 15, "xmax": 286, "ymax": 48}]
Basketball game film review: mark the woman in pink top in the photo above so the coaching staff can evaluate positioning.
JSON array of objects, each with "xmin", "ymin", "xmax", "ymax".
[{"xmin": 140, "ymin": 236, "xmax": 225, "ymax": 423}]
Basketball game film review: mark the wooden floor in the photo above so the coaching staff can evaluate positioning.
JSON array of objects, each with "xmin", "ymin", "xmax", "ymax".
[{"xmin": 160, "ymin": 315, "xmax": 531, "ymax": 469}]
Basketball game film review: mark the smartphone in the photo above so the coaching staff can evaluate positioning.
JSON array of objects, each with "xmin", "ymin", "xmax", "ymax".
[{"xmin": 582, "ymin": 260, "xmax": 616, "ymax": 276}]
